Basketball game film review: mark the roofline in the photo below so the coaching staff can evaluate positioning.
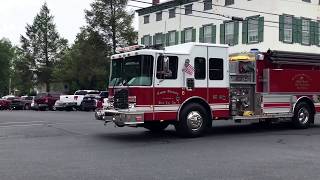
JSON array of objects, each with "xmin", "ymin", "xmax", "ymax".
[{"xmin": 136, "ymin": 0, "xmax": 198, "ymax": 16}]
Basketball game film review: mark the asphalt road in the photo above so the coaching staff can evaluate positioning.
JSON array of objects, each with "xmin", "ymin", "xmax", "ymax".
[{"xmin": 0, "ymin": 110, "xmax": 320, "ymax": 180}]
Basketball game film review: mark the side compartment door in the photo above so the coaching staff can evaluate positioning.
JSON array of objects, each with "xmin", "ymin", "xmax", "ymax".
[{"xmin": 207, "ymin": 47, "xmax": 230, "ymax": 118}]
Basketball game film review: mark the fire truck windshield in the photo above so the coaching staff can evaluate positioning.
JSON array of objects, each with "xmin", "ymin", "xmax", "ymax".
[{"xmin": 110, "ymin": 55, "xmax": 154, "ymax": 86}]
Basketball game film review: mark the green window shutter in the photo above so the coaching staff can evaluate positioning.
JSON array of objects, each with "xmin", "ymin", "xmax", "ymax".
[
  {"xmin": 315, "ymin": 22, "xmax": 319, "ymax": 46},
  {"xmin": 192, "ymin": 28, "xmax": 196, "ymax": 42},
  {"xmin": 220, "ymin": 24, "xmax": 225, "ymax": 44},
  {"xmin": 141, "ymin": 37, "xmax": 144, "ymax": 45},
  {"xmin": 310, "ymin": 21, "xmax": 316, "ymax": 45},
  {"xmin": 153, "ymin": 35, "xmax": 156, "ymax": 45},
  {"xmin": 297, "ymin": 18, "xmax": 302, "ymax": 44},
  {"xmin": 175, "ymin": 31, "xmax": 179, "ymax": 45},
  {"xmin": 166, "ymin": 33, "xmax": 170, "ymax": 46},
  {"xmin": 258, "ymin": 17, "xmax": 264, "ymax": 42},
  {"xmin": 181, "ymin": 30, "xmax": 185, "ymax": 43},
  {"xmin": 242, "ymin": 20, "xmax": 248, "ymax": 44},
  {"xmin": 279, "ymin": 15, "xmax": 284, "ymax": 42},
  {"xmin": 149, "ymin": 36, "xmax": 153, "ymax": 46},
  {"xmin": 293, "ymin": 17, "xmax": 299, "ymax": 43},
  {"xmin": 199, "ymin": 27, "xmax": 204, "ymax": 43},
  {"xmin": 212, "ymin": 25, "xmax": 216, "ymax": 43},
  {"xmin": 234, "ymin": 21, "xmax": 239, "ymax": 45},
  {"xmin": 161, "ymin": 33, "xmax": 165, "ymax": 46}
]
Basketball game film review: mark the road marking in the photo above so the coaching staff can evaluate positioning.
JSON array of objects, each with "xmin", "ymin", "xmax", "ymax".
[
  {"xmin": 0, "ymin": 121, "xmax": 48, "ymax": 128},
  {"xmin": 0, "ymin": 124, "xmax": 47, "ymax": 128}
]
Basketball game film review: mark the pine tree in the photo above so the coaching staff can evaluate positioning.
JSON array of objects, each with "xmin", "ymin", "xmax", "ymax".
[
  {"xmin": 0, "ymin": 38, "xmax": 15, "ymax": 96},
  {"xmin": 85, "ymin": 0, "xmax": 137, "ymax": 53},
  {"xmin": 54, "ymin": 28, "xmax": 111, "ymax": 93},
  {"xmin": 20, "ymin": 3, "xmax": 68, "ymax": 92}
]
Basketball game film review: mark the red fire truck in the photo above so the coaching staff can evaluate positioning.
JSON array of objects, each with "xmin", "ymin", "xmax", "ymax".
[{"xmin": 95, "ymin": 43, "xmax": 320, "ymax": 137}]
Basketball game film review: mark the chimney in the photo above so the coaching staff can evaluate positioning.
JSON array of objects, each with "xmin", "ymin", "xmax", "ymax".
[{"xmin": 152, "ymin": 0, "xmax": 160, "ymax": 5}]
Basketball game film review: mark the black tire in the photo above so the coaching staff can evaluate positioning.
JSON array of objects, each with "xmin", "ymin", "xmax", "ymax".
[
  {"xmin": 292, "ymin": 102, "xmax": 313, "ymax": 129},
  {"xmin": 24, "ymin": 104, "xmax": 31, "ymax": 110},
  {"xmin": 144, "ymin": 122, "xmax": 169, "ymax": 132},
  {"xmin": 175, "ymin": 103, "xmax": 209, "ymax": 138}
]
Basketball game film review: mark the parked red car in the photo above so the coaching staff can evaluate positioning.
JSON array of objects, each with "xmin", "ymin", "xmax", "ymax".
[
  {"xmin": 0, "ymin": 99, "xmax": 11, "ymax": 110},
  {"xmin": 32, "ymin": 93, "xmax": 60, "ymax": 111}
]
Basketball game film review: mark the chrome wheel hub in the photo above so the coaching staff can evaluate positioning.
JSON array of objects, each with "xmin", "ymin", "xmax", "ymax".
[
  {"xmin": 187, "ymin": 111, "xmax": 203, "ymax": 132},
  {"xmin": 298, "ymin": 107, "xmax": 309, "ymax": 124}
]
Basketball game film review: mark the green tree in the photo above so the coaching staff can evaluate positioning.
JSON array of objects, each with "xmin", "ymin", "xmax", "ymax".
[
  {"xmin": 85, "ymin": 0, "xmax": 137, "ymax": 53},
  {"xmin": 54, "ymin": 28, "xmax": 111, "ymax": 93},
  {"xmin": 0, "ymin": 38, "xmax": 15, "ymax": 97},
  {"xmin": 11, "ymin": 47, "xmax": 34, "ymax": 96},
  {"xmin": 20, "ymin": 3, "xmax": 68, "ymax": 92}
]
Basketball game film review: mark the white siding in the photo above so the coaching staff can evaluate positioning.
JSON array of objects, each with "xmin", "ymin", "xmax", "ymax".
[{"xmin": 138, "ymin": 0, "xmax": 320, "ymax": 54}]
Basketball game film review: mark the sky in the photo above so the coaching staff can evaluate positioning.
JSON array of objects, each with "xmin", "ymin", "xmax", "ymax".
[{"xmin": 0, "ymin": 0, "xmax": 152, "ymax": 45}]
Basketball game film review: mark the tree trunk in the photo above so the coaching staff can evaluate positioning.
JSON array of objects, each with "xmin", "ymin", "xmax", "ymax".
[{"xmin": 46, "ymin": 81, "xmax": 50, "ymax": 92}]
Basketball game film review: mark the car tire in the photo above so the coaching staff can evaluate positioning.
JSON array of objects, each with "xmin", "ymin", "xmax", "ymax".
[
  {"xmin": 292, "ymin": 102, "xmax": 313, "ymax": 129},
  {"xmin": 175, "ymin": 103, "xmax": 209, "ymax": 138},
  {"xmin": 24, "ymin": 104, "xmax": 31, "ymax": 110}
]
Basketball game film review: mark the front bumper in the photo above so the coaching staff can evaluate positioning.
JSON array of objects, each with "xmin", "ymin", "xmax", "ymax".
[
  {"xmin": 54, "ymin": 101, "xmax": 77, "ymax": 109},
  {"xmin": 95, "ymin": 109, "xmax": 144, "ymax": 127}
]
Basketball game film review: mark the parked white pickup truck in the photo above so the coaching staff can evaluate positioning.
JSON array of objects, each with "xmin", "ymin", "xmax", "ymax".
[{"xmin": 54, "ymin": 90, "xmax": 99, "ymax": 111}]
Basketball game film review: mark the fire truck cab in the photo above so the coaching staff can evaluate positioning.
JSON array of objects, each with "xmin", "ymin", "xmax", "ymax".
[{"xmin": 96, "ymin": 43, "xmax": 320, "ymax": 137}]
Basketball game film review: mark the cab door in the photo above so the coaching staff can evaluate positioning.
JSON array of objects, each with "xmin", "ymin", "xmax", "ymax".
[
  {"xmin": 153, "ymin": 54, "xmax": 181, "ymax": 121},
  {"xmin": 207, "ymin": 46, "xmax": 229, "ymax": 118},
  {"xmin": 186, "ymin": 46, "xmax": 208, "ymax": 101}
]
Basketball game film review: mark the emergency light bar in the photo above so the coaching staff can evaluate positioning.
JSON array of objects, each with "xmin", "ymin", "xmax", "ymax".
[{"xmin": 115, "ymin": 45, "xmax": 145, "ymax": 53}]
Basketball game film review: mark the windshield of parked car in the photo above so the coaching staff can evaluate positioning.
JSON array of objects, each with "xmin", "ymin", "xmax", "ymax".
[
  {"xmin": 87, "ymin": 91, "xmax": 99, "ymax": 95},
  {"xmin": 109, "ymin": 55, "xmax": 154, "ymax": 86},
  {"xmin": 75, "ymin": 91, "xmax": 88, "ymax": 95}
]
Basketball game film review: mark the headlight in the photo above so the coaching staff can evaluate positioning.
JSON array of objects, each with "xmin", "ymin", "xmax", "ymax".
[{"xmin": 128, "ymin": 103, "xmax": 136, "ymax": 109}]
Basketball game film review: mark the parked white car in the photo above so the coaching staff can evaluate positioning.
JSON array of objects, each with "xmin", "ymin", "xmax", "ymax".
[{"xmin": 54, "ymin": 90, "xmax": 99, "ymax": 111}]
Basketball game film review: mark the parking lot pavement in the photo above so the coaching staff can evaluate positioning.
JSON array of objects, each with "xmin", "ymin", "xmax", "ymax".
[{"xmin": 0, "ymin": 111, "xmax": 320, "ymax": 180}]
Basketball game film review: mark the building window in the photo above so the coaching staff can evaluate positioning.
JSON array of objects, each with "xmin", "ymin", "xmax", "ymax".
[
  {"xmin": 225, "ymin": 22, "xmax": 235, "ymax": 45},
  {"xmin": 168, "ymin": 31, "xmax": 176, "ymax": 46},
  {"xmin": 209, "ymin": 58, "xmax": 224, "ymax": 80},
  {"xmin": 157, "ymin": 56, "xmax": 178, "ymax": 79},
  {"xmin": 144, "ymin": 15, "xmax": 149, "ymax": 24},
  {"xmin": 302, "ymin": 19, "xmax": 310, "ymax": 45},
  {"xmin": 225, "ymin": 0, "xmax": 234, "ymax": 6},
  {"xmin": 169, "ymin": 8, "xmax": 176, "ymax": 18},
  {"xmin": 204, "ymin": 25, "xmax": 212, "ymax": 43},
  {"xmin": 248, "ymin": 18, "xmax": 259, "ymax": 43},
  {"xmin": 204, "ymin": 0, "xmax": 212, "ymax": 10},
  {"xmin": 195, "ymin": 57, "xmax": 206, "ymax": 80},
  {"xmin": 185, "ymin": 28, "xmax": 193, "ymax": 42},
  {"xmin": 302, "ymin": 0, "xmax": 311, "ymax": 2},
  {"xmin": 156, "ymin": 12, "xmax": 162, "ymax": 21},
  {"xmin": 185, "ymin": 4, "xmax": 192, "ymax": 15},
  {"xmin": 142, "ymin": 35, "xmax": 151, "ymax": 46},
  {"xmin": 284, "ymin": 15, "xmax": 293, "ymax": 43},
  {"xmin": 155, "ymin": 33, "xmax": 163, "ymax": 45}
]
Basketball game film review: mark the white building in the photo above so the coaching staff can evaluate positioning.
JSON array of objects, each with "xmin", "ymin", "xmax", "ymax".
[{"xmin": 137, "ymin": 0, "xmax": 320, "ymax": 54}]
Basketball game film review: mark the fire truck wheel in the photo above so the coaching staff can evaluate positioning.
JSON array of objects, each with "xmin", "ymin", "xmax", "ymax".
[
  {"xmin": 144, "ymin": 122, "xmax": 169, "ymax": 132},
  {"xmin": 175, "ymin": 103, "xmax": 209, "ymax": 138},
  {"xmin": 292, "ymin": 102, "xmax": 313, "ymax": 129}
]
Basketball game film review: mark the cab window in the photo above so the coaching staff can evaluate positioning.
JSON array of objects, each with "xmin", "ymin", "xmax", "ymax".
[
  {"xmin": 209, "ymin": 58, "xmax": 224, "ymax": 80},
  {"xmin": 195, "ymin": 57, "xmax": 206, "ymax": 79},
  {"xmin": 157, "ymin": 56, "xmax": 178, "ymax": 79}
]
